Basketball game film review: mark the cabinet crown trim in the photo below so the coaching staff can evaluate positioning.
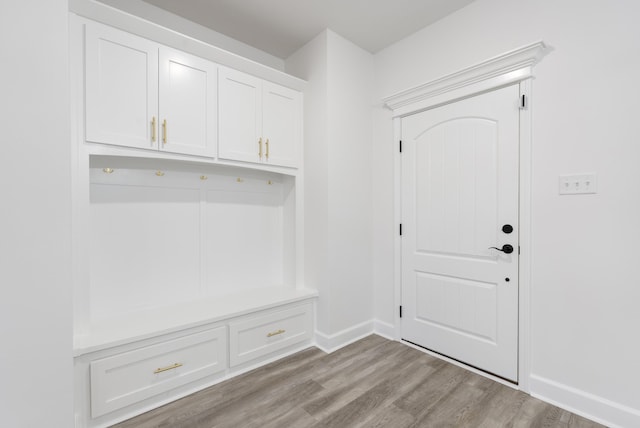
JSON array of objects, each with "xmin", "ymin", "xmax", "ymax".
[{"xmin": 382, "ymin": 41, "xmax": 547, "ymax": 117}]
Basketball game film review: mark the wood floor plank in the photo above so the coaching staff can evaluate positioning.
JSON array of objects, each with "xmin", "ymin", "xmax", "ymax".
[
  {"xmin": 113, "ymin": 335, "xmax": 606, "ymax": 428},
  {"xmin": 311, "ymin": 351, "xmax": 445, "ymax": 428}
]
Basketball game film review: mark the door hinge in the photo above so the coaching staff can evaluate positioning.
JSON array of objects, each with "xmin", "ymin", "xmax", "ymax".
[
  {"xmin": 399, "ymin": 140, "xmax": 402, "ymax": 153},
  {"xmin": 519, "ymin": 94, "xmax": 526, "ymax": 109},
  {"xmin": 399, "ymin": 224, "xmax": 403, "ymax": 236},
  {"xmin": 399, "ymin": 306, "xmax": 403, "ymax": 318}
]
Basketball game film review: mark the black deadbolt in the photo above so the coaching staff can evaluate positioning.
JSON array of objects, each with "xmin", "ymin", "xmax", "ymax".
[{"xmin": 502, "ymin": 224, "xmax": 514, "ymax": 234}]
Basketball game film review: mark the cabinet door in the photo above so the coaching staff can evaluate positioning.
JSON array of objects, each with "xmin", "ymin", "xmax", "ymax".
[
  {"xmin": 218, "ymin": 67, "xmax": 262, "ymax": 164},
  {"xmin": 159, "ymin": 48, "xmax": 217, "ymax": 157},
  {"xmin": 85, "ymin": 22, "xmax": 158, "ymax": 150},
  {"xmin": 262, "ymin": 82, "xmax": 301, "ymax": 168}
]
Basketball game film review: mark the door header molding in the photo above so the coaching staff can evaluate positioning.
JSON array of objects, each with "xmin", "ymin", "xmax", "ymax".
[{"xmin": 382, "ymin": 41, "xmax": 547, "ymax": 117}]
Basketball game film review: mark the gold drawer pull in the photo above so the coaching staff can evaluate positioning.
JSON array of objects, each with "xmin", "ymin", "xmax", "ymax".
[
  {"xmin": 265, "ymin": 138, "xmax": 269, "ymax": 160},
  {"xmin": 267, "ymin": 329, "xmax": 285, "ymax": 338},
  {"xmin": 258, "ymin": 137, "xmax": 263, "ymax": 159},
  {"xmin": 153, "ymin": 362, "xmax": 183, "ymax": 374},
  {"xmin": 151, "ymin": 116, "xmax": 157, "ymax": 142}
]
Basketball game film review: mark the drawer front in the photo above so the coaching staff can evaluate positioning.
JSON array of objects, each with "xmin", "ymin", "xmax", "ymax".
[
  {"xmin": 229, "ymin": 303, "xmax": 313, "ymax": 367},
  {"xmin": 90, "ymin": 327, "xmax": 227, "ymax": 417}
]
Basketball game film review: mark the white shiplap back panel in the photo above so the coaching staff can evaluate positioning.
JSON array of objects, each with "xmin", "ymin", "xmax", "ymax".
[
  {"xmin": 90, "ymin": 183, "xmax": 200, "ymax": 321},
  {"xmin": 88, "ymin": 162, "xmax": 286, "ymax": 323},
  {"xmin": 204, "ymin": 188, "xmax": 284, "ymax": 295}
]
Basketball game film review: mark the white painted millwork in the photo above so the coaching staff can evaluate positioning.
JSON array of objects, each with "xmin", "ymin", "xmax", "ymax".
[
  {"xmin": 72, "ymin": 14, "xmax": 309, "ymax": 428},
  {"xmin": 85, "ymin": 22, "xmax": 159, "ymax": 150},
  {"xmin": 74, "ymin": 294, "xmax": 315, "ymax": 427},
  {"xmin": 90, "ymin": 327, "xmax": 227, "ymax": 417},
  {"xmin": 87, "ymin": 162, "xmax": 289, "ymax": 323},
  {"xmin": 219, "ymin": 66, "xmax": 301, "ymax": 168},
  {"xmin": 262, "ymin": 81, "xmax": 301, "ymax": 167},
  {"xmin": 229, "ymin": 303, "xmax": 313, "ymax": 366},
  {"xmin": 401, "ymin": 84, "xmax": 520, "ymax": 382},
  {"xmin": 159, "ymin": 47, "xmax": 217, "ymax": 156},
  {"xmin": 85, "ymin": 21, "xmax": 217, "ymax": 157},
  {"xmin": 218, "ymin": 67, "xmax": 261, "ymax": 163},
  {"xmin": 382, "ymin": 41, "xmax": 546, "ymax": 117}
]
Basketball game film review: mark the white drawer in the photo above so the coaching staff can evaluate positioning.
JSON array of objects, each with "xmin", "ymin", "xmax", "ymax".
[
  {"xmin": 90, "ymin": 327, "xmax": 227, "ymax": 417},
  {"xmin": 229, "ymin": 303, "xmax": 313, "ymax": 367}
]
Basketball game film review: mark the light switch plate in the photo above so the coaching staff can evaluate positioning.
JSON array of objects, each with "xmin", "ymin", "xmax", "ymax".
[{"xmin": 559, "ymin": 174, "xmax": 597, "ymax": 195}]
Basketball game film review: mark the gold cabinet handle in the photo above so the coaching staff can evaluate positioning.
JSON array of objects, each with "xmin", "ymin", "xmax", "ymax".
[
  {"xmin": 162, "ymin": 119, "xmax": 167, "ymax": 145},
  {"xmin": 151, "ymin": 116, "xmax": 157, "ymax": 142},
  {"xmin": 265, "ymin": 138, "xmax": 269, "ymax": 160},
  {"xmin": 153, "ymin": 362, "xmax": 182, "ymax": 374},
  {"xmin": 258, "ymin": 137, "xmax": 263, "ymax": 159},
  {"xmin": 267, "ymin": 329, "xmax": 285, "ymax": 338}
]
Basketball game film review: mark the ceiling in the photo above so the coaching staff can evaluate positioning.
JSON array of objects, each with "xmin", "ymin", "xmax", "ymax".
[{"xmin": 142, "ymin": 0, "xmax": 476, "ymax": 59}]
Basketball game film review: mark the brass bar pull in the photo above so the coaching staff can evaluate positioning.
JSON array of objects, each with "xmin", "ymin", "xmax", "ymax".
[
  {"xmin": 153, "ymin": 362, "xmax": 182, "ymax": 374},
  {"xmin": 151, "ymin": 116, "xmax": 157, "ymax": 142},
  {"xmin": 265, "ymin": 138, "xmax": 269, "ymax": 160},
  {"xmin": 267, "ymin": 329, "xmax": 285, "ymax": 338},
  {"xmin": 258, "ymin": 137, "xmax": 263, "ymax": 159},
  {"xmin": 162, "ymin": 119, "xmax": 167, "ymax": 145}
]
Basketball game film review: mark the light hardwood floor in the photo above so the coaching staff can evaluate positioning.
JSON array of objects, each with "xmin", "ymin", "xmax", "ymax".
[{"xmin": 114, "ymin": 335, "xmax": 605, "ymax": 428}]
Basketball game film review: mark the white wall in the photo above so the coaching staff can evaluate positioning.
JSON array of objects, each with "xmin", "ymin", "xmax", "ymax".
[
  {"xmin": 373, "ymin": 0, "xmax": 640, "ymax": 426},
  {"xmin": 0, "ymin": 1, "xmax": 73, "ymax": 427},
  {"xmin": 287, "ymin": 30, "xmax": 375, "ymax": 348}
]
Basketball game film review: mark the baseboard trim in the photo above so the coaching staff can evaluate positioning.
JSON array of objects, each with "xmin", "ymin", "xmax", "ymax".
[
  {"xmin": 529, "ymin": 374, "xmax": 640, "ymax": 428},
  {"xmin": 373, "ymin": 319, "xmax": 395, "ymax": 340},
  {"xmin": 314, "ymin": 321, "xmax": 374, "ymax": 353}
]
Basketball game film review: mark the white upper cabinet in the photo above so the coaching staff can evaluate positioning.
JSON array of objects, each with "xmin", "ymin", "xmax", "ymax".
[
  {"xmin": 85, "ymin": 23, "xmax": 158, "ymax": 150},
  {"xmin": 219, "ymin": 67, "xmax": 301, "ymax": 168},
  {"xmin": 218, "ymin": 67, "xmax": 262, "ymax": 164},
  {"xmin": 85, "ymin": 22, "xmax": 217, "ymax": 157},
  {"xmin": 262, "ymin": 82, "xmax": 301, "ymax": 168},
  {"xmin": 159, "ymin": 48, "xmax": 217, "ymax": 157}
]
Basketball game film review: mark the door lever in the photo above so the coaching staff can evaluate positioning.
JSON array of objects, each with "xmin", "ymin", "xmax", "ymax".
[{"xmin": 489, "ymin": 244, "xmax": 514, "ymax": 254}]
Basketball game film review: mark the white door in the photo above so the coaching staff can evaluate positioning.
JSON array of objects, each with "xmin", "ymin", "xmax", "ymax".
[
  {"xmin": 159, "ymin": 48, "xmax": 217, "ymax": 157},
  {"xmin": 85, "ymin": 22, "xmax": 158, "ymax": 150},
  {"xmin": 218, "ymin": 67, "xmax": 262, "ymax": 164},
  {"xmin": 262, "ymin": 81, "xmax": 301, "ymax": 168},
  {"xmin": 401, "ymin": 84, "xmax": 520, "ymax": 382}
]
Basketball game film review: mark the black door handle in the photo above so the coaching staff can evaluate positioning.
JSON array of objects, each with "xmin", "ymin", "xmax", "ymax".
[{"xmin": 489, "ymin": 244, "xmax": 514, "ymax": 254}]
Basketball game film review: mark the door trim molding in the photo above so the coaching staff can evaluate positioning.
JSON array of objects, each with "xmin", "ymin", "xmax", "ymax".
[
  {"xmin": 386, "ymin": 41, "xmax": 547, "ymax": 392},
  {"xmin": 382, "ymin": 41, "xmax": 547, "ymax": 117}
]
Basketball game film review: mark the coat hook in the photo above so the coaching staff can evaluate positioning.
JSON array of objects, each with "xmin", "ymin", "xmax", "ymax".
[
  {"xmin": 155, "ymin": 170, "xmax": 165, "ymax": 177},
  {"xmin": 102, "ymin": 168, "xmax": 114, "ymax": 174}
]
